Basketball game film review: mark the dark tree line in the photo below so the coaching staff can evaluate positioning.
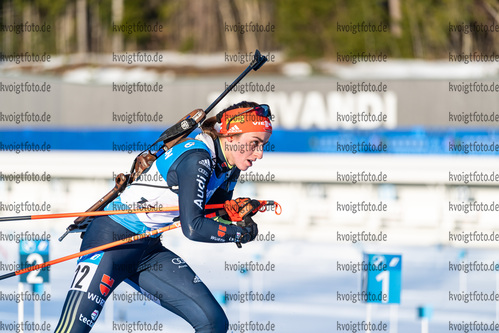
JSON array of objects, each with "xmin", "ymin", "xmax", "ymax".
[{"xmin": 1, "ymin": 0, "xmax": 498, "ymax": 59}]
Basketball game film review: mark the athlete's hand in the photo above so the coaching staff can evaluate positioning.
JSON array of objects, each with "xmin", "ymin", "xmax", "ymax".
[
  {"xmin": 224, "ymin": 198, "xmax": 261, "ymax": 222},
  {"xmin": 235, "ymin": 216, "xmax": 258, "ymax": 244}
]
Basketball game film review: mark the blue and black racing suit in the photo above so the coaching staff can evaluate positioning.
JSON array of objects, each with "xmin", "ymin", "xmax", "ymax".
[{"xmin": 55, "ymin": 133, "xmax": 245, "ymax": 333}]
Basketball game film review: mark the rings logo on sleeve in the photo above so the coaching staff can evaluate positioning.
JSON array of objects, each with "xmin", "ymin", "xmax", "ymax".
[
  {"xmin": 171, "ymin": 257, "xmax": 185, "ymax": 265},
  {"xmin": 172, "ymin": 257, "xmax": 187, "ymax": 268}
]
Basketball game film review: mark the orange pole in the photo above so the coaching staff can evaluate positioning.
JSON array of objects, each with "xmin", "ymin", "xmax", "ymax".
[
  {"xmin": 0, "ymin": 201, "xmax": 280, "ymax": 222},
  {"xmin": 0, "ymin": 222, "xmax": 181, "ymax": 281},
  {"xmin": 0, "ymin": 200, "xmax": 280, "ymax": 281},
  {"xmin": 0, "ymin": 204, "xmax": 225, "ymax": 222}
]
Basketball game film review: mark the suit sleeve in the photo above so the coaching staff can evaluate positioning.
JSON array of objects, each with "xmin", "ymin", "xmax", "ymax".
[{"xmin": 172, "ymin": 150, "xmax": 242, "ymax": 243}]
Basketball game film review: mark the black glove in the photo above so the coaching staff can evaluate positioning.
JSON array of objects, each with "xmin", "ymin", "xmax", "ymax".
[{"xmin": 235, "ymin": 216, "xmax": 258, "ymax": 244}]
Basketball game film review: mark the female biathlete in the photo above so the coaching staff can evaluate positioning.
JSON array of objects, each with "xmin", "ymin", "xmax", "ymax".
[{"xmin": 54, "ymin": 101, "xmax": 273, "ymax": 333}]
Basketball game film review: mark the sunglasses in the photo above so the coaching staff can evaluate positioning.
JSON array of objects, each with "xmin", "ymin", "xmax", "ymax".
[{"xmin": 225, "ymin": 104, "xmax": 272, "ymax": 131}]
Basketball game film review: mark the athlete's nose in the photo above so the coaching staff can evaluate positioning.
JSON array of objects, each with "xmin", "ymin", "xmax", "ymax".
[{"xmin": 254, "ymin": 146, "xmax": 264, "ymax": 159}]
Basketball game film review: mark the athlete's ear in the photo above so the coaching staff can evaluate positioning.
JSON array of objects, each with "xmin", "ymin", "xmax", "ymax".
[{"xmin": 227, "ymin": 134, "xmax": 243, "ymax": 142}]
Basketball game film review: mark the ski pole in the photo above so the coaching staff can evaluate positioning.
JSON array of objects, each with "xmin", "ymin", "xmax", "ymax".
[
  {"xmin": 0, "ymin": 222, "xmax": 181, "ymax": 281},
  {"xmin": 0, "ymin": 203, "xmax": 221, "ymax": 222},
  {"xmin": 0, "ymin": 200, "xmax": 279, "ymax": 222},
  {"xmin": 0, "ymin": 200, "xmax": 281, "ymax": 281}
]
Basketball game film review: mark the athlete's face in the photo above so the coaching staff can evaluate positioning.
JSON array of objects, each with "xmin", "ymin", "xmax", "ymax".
[{"xmin": 224, "ymin": 132, "xmax": 271, "ymax": 171}]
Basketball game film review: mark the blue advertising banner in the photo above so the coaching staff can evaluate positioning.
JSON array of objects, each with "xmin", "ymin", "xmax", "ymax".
[{"xmin": 1, "ymin": 128, "xmax": 499, "ymax": 154}]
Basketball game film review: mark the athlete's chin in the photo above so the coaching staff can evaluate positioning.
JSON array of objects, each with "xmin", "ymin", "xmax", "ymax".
[{"xmin": 237, "ymin": 160, "xmax": 253, "ymax": 171}]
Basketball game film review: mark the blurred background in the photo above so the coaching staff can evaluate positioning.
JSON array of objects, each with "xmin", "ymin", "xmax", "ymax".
[{"xmin": 2, "ymin": 0, "xmax": 499, "ymax": 332}]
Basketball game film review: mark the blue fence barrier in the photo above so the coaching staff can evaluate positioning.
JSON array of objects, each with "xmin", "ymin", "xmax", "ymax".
[{"xmin": 1, "ymin": 127, "xmax": 499, "ymax": 155}]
